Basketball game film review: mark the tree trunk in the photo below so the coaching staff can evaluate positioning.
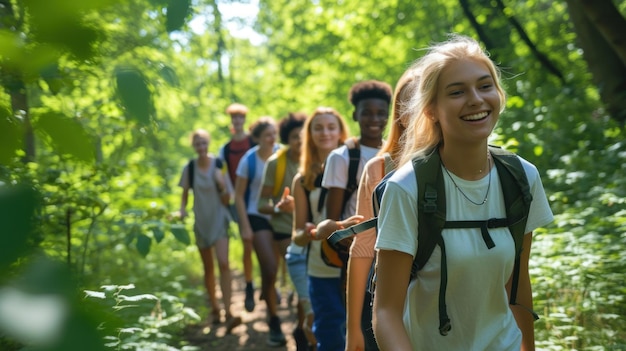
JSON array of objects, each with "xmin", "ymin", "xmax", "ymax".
[
  {"xmin": 565, "ymin": 0, "xmax": 626, "ymax": 123},
  {"xmin": 1, "ymin": 0, "xmax": 35, "ymax": 162},
  {"xmin": 578, "ymin": 0, "xmax": 626, "ymax": 67},
  {"xmin": 10, "ymin": 84, "xmax": 35, "ymax": 163}
]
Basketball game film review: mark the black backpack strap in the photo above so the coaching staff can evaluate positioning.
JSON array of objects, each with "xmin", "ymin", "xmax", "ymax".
[
  {"xmin": 489, "ymin": 146, "xmax": 536, "ymax": 319},
  {"xmin": 372, "ymin": 170, "xmax": 396, "ymax": 217},
  {"xmin": 411, "ymin": 148, "xmax": 446, "ymax": 275},
  {"xmin": 222, "ymin": 141, "xmax": 231, "ymax": 171},
  {"xmin": 340, "ymin": 142, "xmax": 360, "ymax": 218},
  {"xmin": 187, "ymin": 159, "xmax": 194, "ymax": 189},
  {"xmin": 411, "ymin": 147, "xmax": 450, "ymax": 336},
  {"xmin": 443, "ymin": 218, "xmax": 508, "ymax": 249}
]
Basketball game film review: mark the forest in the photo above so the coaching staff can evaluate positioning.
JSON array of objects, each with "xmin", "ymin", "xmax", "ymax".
[{"xmin": 1, "ymin": 0, "xmax": 625, "ymax": 350}]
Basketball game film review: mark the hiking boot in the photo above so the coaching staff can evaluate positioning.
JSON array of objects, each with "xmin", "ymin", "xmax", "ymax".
[
  {"xmin": 292, "ymin": 327, "xmax": 308, "ymax": 351},
  {"xmin": 244, "ymin": 282, "xmax": 255, "ymax": 312},
  {"xmin": 266, "ymin": 316, "xmax": 286, "ymax": 347}
]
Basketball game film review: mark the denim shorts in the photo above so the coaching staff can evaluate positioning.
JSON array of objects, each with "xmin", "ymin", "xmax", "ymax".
[{"xmin": 285, "ymin": 244, "xmax": 309, "ymax": 300}]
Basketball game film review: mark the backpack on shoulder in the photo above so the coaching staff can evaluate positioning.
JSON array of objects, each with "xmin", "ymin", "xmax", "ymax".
[
  {"xmin": 328, "ymin": 145, "xmax": 538, "ymax": 335},
  {"xmin": 320, "ymin": 138, "xmax": 361, "ymax": 268},
  {"xmin": 187, "ymin": 158, "xmax": 224, "ymax": 189}
]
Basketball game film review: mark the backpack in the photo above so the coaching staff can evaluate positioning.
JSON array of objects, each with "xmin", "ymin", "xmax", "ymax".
[
  {"xmin": 320, "ymin": 137, "xmax": 361, "ymax": 268},
  {"xmin": 242, "ymin": 144, "xmax": 280, "ymax": 207},
  {"xmin": 272, "ymin": 147, "xmax": 289, "ymax": 198},
  {"xmin": 187, "ymin": 158, "xmax": 223, "ymax": 189},
  {"xmin": 221, "ymin": 136, "xmax": 256, "ymax": 175},
  {"xmin": 327, "ymin": 145, "xmax": 538, "ymax": 335}
]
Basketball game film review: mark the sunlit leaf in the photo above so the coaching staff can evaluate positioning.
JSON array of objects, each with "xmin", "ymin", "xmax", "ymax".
[
  {"xmin": 119, "ymin": 327, "xmax": 143, "ymax": 334},
  {"xmin": 84, "ymin": 290, "xmax": 106, "ymax": 299},
  {"xmin": 135, "ymin": 234, "xmax": 151, "ymax": 257},
  {"xmin": 170, "ymin": 224, "xmax": 190, "ymax": 245},
  {"xmin": 115, "ymin": 67, "xmax": 153, "ymax": 125},
  {"xmin": 35, "ymin": 112, "xmax": 95, "ymax": 163},
  {"xmin": 165, "ymin": 0, "xmax": 191, "ymax": 33},
  {"xmin": 117, "ymin": 294, "xmax": 158, "ymax": 302}
]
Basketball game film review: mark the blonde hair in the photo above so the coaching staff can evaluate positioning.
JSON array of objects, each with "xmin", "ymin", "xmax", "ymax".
[
  {"xmin": 225, "ymin": 103, "xmax": 249, "ymax": 115},
  {"xmin": 190, "ymin": 128, "xmax": 210, "ymax": 145},
  {"xmin": 300, "ymin": 107, "xmax": 349, "ymax": 190},
  {"xmin": 399, "ymin": 35, "xmax": 506, "ymax": 165},
  {"xmin": 379, "ymin": 68, "xmax": 419, "ymax": 166}
]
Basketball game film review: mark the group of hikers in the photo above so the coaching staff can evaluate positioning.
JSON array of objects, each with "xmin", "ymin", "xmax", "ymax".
[{"xmin": 177, "ymin": 35, "xmax": 554, "ymax": 351}]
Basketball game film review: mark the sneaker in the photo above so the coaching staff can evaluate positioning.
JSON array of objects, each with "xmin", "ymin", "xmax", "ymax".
[
  {"xmin": 266, "ymin": 316, "xmax": 286, "ymax": 347},
  {"xmin": 292, "ymin": 327, "xmax": 308, "ymax": 351},
  {"xmin": 244, "ymin": 282, "xmax": 255, "ymax": 312},
  {"xmin": 210, "ymin": 309, "xmax": 223, "ymax": 325}
]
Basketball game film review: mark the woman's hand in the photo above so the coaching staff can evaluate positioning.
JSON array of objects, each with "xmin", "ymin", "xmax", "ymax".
[
  {"xmin": 314, "ymin": 215, "xmax": 364, "ymax": 240},
  {"xmin": 274, "ymin": 187, "xmax": 294, "ymax": 213}
]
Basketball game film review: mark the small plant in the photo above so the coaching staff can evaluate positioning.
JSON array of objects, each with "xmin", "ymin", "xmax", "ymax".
[{"xmin": 85, "ymin": 284, "xmax": 201, "ymax": 350}]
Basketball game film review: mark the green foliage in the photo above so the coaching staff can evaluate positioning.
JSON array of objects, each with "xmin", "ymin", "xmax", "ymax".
[
  {"xmin": 114, "ymin": 67, "xmax": 154, "ymax": 126},
  {"xmin": 0, "ymin": 185, "xmax": 38, "ymax": 270},
  {"xmin": 84, "ymin": 283, "xmax": 201, "ymax": 350},
  {"xmin": 166, "ymin": 0, "xmax": 192, "ymax": 33},
  {"xmin": 34, "ymin": 111, "xmax": 95, "ymax": 163}
]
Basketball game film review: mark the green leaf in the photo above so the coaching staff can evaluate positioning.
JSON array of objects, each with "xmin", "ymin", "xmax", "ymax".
[
  {"xmin": 125, "ymin": 225, "xmax": 139, "ymax": 246},
  {"xmin": 159, "ymin": 65, "xmax": 179, "ymax": 87},
  {"xmin": 170, "ymin": 224, "xmax": 190, "ymax": 245},
  {"xmin": 40, "ymin": 63, "xmax": 64, "ymax": 94},
  {"xmin": 165, "ymin": 0, "xmax": 191, "ymax": 33},
  {"xmin": 35, "ymin": 112, "xmax": 94, "ymax": 163},
  {"xmin": 0, "ymin": 186, "xmax": 39, "ymax": 268},
  {"xmin": 84, "ymin": 290, "xmax": 106, "ymax": 299},
  {"xmin": 0, "ymin": 110, "xmax": 22, "ymax": 165},
  {"xmin": 114, "ymin": 67, "xmax": 153, "ymax": 125},
  {"xmin": 152, "ymin": 226, "xmax": 165, "ymax": 243},
  {"xmin": 135, "ymin": 234, "xmax": 151, "ymax": 257},
  {"xmin": 117, "ymin": 294, "xmax": 158, "ymax": 302}
]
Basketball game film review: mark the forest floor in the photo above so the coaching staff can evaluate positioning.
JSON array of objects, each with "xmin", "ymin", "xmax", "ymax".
[{"xmin": 181, "ymin": 271, "xmax": 299, "ymax": 351}]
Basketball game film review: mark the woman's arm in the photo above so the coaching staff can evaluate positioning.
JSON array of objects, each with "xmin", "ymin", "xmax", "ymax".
[
  {"xmin": 234, "ymin": 175, "xmax": 253, "ymax": 240},
  {"xmin": 373, "ymin": 249, "xmax": 414, "ymax": 351},
  {"xmin": 213, "ymin": 166, "xmax": 230, "ymax": 206},
  {"xmin": 258, "ymin": 159, "xmax": 277, "ymax": 215},
  {"xmin": 257, "ymin": 184, "xmax": 276, "ymax": 215},
  {"xmin": 507, "ymin": 232, "xmax": 535, "ymax": 351},
  {"xmin": 346, "ymin": 160, "xmax": 381, "ymax": 351},
  {"xmin": 346, "ymin": 256, "xmax": 372, "ymax": 351},
  {"xmin": 292, "ymin": 173, "xmax": 314, "ymax": 246},
  {"xmin": 179, "ymin": 187, "xmax": 189, "ymax": 219}
]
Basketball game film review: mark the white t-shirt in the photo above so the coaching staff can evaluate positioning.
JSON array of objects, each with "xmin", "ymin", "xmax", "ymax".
[
  {"xmin": 322, "ymin": 144, "xmax": 379, "ymax": 219},
  {"xmin": 375, "ymin": 156, "xmax": 554, "ymax": 350},
  {"xmin": 306, "ymin": 187, "xmax": 342, "ymax": 278},
  {"xmin": 236, "ymin": 145, "xmax": 272, "ymax": 219}
]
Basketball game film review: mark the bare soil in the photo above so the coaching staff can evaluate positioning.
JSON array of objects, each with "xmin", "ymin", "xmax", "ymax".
[{"xmin": 181, "ymin": 272, "xmax": 299, "ymax": 351}]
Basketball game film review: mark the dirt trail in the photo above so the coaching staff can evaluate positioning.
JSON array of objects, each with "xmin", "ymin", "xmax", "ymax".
[{"xmin": 182, "ymin": 272, "xmax": 299, "ymax": 351}]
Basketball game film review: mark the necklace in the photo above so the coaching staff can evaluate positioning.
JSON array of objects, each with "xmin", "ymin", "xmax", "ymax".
[{"xmin": 441, "ymin": 154, "xmax": 492, "ymax": 206}]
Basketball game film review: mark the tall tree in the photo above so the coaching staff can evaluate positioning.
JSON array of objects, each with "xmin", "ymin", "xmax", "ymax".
[{"xmin": 565, "ymin": 0, "xmax": 626, "ymax": 123}]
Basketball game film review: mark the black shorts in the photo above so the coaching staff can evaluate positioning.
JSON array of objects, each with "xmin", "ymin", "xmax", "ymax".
[
  {"xmin": 273, "ymin": 231, "xmax": 291, "ymax": 241},
  {"xmin": 248, "ymin": 214, "xmax": 273, "ymax": 232}
]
